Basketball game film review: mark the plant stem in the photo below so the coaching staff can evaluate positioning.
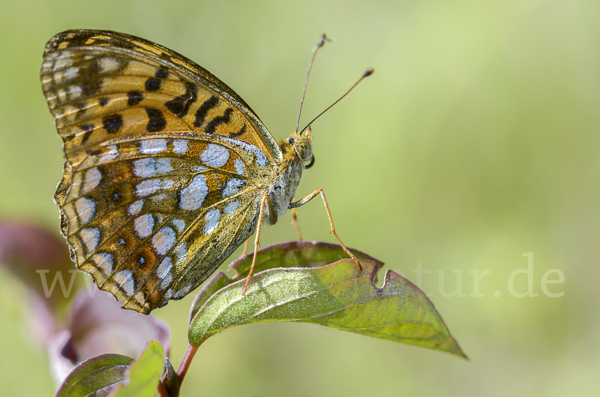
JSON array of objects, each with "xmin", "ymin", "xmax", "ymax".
[{"xmin": 177, "ymin": 344, "xmax": 199, "ymax": 385}]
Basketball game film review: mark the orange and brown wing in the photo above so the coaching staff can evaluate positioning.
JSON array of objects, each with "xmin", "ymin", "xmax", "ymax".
[
  {"xmin": 42, "ymin": 29, "xmax": 282, "ymax": 168},
  {"xmin": 41, "ymin": 30, "xmax": 275, "ymax": 313}
]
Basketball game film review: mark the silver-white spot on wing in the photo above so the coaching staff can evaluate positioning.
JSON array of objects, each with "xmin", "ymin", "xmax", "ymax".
[
  {"xmin": 140, "ymin": 139, "xmax": 167, "ymax": 155},
  {"xmin": 157, "ymin": 257, "xmax": 172, "ymax": 279},
  {"xmin": 99, "ymin": 58, "xmax": 120, "ymax": 73},
  {"xmin": 201, "ymin": 144, "xmax": 229, "ymax": 168},
  {"xmin": 173, "ymin": 139, "xmax": 188, "ymax": 154},
  {"xmin": 80, "ymin": 228, "xmax": 100, "ymax": 252},
  {"xmin": 75, "ymin": 197, "xmax": 96, "ymax": 224},
  {"xmin": 173, "ymin": 243, "xmax": 188, "ymax": 261},
  {"xmin": 113, "ymin": 270, "xmax": 135, "ymax": 296},
  {"xmin": 128, "ymin": 199, "xmax": 144, "ymax": 216},
  {"xmin": 134, "ymin": 214, "xmax": 154, "ymax": 238},
  {"xmin": 234, "ymin": 158, "xmax": 245, "ymax": 176},
  {"xmin": 133, "ymin": 158, "xmax": 156, "ymax": 178},
  {"xmin": 222, "ymin": 178, "xmax": 244, "ymax": 197},
  {"xmin": 133, "ymin": 158, "xmax": 172, "ymax": 178},
  {"xmin": 180, "ymin": 175, "xmax": 208, "ymax": 211},
  {"xmin": 83, "ymin": 167, "xmax": 102, "ymax": 193},
  {"xmin": 171, "ymin": 219, "xmax": 185, "ymax": 232},
  {"xmin": 100, "ymin": 145, "xmax": 118, "ymax": 163},
  {"xmin": 156, "ymin": 158, "xmax": 171, "ymax": 174},
  {"xmin": 224, "ymin": 201, "xmax": 240, "ymax": 215},
  {"xmin": 92, "ymin": 252, "xmax": 114, "ymax": 275},
  {"xmin": 204, "ymin": 208, "xmax": 221, "ymax": 234},
  {"xmin": 152, "ymin": 227, "xmax": 176, "ymax": 256},
  {"xmin": 136, "ymin": 179, "xmax": 161, "ymax": 197}
]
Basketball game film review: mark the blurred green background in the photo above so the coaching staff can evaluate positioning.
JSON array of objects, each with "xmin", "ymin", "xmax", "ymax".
[{"xmin": 1, "ymin": 0, "xmax": 598, "ymax": 395}]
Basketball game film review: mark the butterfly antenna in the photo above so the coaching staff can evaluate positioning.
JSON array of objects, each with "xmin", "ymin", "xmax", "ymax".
[
  {"xmin": 296, "ymin": 34, "xmax": 328, "ymax": 133},
  {"xmin": 299, "ymin": 67, "xmax": 374, "ymax": 135}
]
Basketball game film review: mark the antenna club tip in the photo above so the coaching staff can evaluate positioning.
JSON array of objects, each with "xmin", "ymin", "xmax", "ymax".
[
  {"xmin": 317, "ymin": 33, "xmax": 329, "ymax": 47},
  {"xmin": 363, "ymin": 68, "xmax": 375, "ymax": 77}
]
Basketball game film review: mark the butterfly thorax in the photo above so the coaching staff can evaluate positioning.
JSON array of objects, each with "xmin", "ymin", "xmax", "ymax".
[{"xmin": 266, "ymin": 131, "xmax": 313, "ymax": 224}]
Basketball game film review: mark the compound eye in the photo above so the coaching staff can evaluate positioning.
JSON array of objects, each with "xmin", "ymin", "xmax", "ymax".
[
  {"xmin": 288, "ymin": 137, "xmax": 295, "ymax": 145},
  {"xmin": 304, "ymin": 154, "xmax": 315, "ymax": 169}
]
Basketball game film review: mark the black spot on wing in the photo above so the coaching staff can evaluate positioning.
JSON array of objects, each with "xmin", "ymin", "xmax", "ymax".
[
  {"xmin": 103, "ymin": 114, "xmax": 123, "ymax": 134},
  {"xmin": 159, "ymin": 52, "xmax": 172, "ymax": 62},
  {"xmin": 145, "ymin": 108, "xmax": 166, "ymax": 132},
  {"xmin": 165, "ymin": 82, "xmax": 198, "ymax": 117},
  {"xmin": 80, "ymin": 60, "xmax": 102, "ymax": 96},
  {"xmin": 80, "ymin": 124, "xmax": 94, "ymax": 144},
  {"xmin": 127, "ymin": 91, "xmax": 144, "ymax": 106},
  {"xmin": 111, "ymin": 188, "xmax": 124, "ymax": 204},
  {"xmin": 145, "ymin": 77, "xmax": 161, "ymax": 92},
  {"xmin": 205, "ymin": 108, "xmax": 233, "ymax": 134},
  {"xmin": 194, "ymin": 96, "xmax": 219, "ymax": 128},
  {"xmin": 155, "ymin": 68, "xmax": 169, "ymax": 79},
  {"xmin": 230, "ymin": 123, "xmax": 246, "ymax": 138},
  {"xmin": 98, "ymin": 97, "xmax": 109, "ymax": 107}
]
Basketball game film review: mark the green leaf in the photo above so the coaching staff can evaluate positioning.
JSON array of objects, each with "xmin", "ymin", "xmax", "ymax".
[
  {"xmin": 189, "ymin": 241, "xmax": 380, "ymax": 321},
  {"xmin": 189, "ymin": 242, "xmax": 466, "ymax": 358},
  {"xmin": 55, "ymin": 354, "xmax": 133, "ymax": 397},
  {"xmin": 111, "ymin": 341, "xmax": 165, "ymax": 397}
]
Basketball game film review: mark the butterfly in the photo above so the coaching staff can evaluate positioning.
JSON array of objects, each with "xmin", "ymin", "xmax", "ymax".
[{"xmin": 41, "ymin": 29, "xmax": 361, "ymax": 314}]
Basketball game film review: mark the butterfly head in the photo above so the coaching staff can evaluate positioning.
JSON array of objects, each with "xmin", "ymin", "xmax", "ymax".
[
  {"xmin": 283, "ymin": 126, "xmax": 315, "ymax": 169},
  {"xmin": 269, "ymin": 127, "xmax": 314, "ymax": 224}
]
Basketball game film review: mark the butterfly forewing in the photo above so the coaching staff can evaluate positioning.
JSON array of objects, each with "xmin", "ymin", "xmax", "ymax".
[
  {"xmin": 41, "ymin": 30, "xmax": 281, "ymax": 313},
  {"xmin": 41, "ymin": 30, "xmax": 282, "ymax": 165}
]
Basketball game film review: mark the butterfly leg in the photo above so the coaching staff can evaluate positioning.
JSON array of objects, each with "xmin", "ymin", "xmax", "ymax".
[
  {"xmin": 241, "ymin": 239, "xmax": 250, "ymax": 257},
  {"xmin": 243, "ymin": 193, "xmax": 269, "ymax": 294},
  {"xmin": 290, "ymin": 188, "xmax": 360, "ymax": 269},
  {"xmin": 291, "ymin": 204, "xmax": 304, "ymax": 240}
]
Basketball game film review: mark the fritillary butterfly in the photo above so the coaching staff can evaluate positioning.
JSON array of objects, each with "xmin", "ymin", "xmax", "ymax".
[{"xmin": 41, "ymin": 30, "xmax": 361, "ymax": 314}]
